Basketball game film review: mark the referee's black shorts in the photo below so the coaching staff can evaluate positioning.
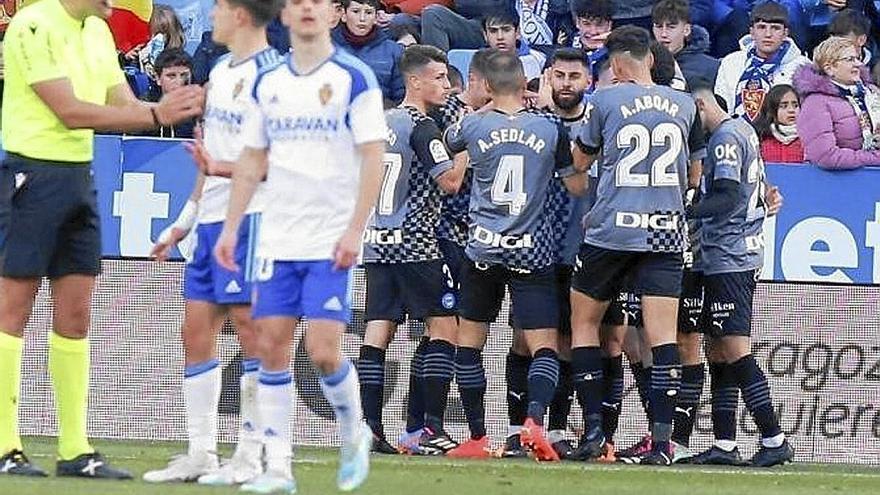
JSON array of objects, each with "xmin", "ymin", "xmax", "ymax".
[{"xmin": 0, "ymin": 153, "xmax": 101, "ymax": 278}]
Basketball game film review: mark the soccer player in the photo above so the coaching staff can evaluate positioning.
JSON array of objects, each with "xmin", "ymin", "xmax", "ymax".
[
  {"xmin": 0, "ymin": 0, "xmax": 201, "ymax": 478},
  {"xmin": 214, "ymin": 0, "xmax": 386, "ymax": 491},
  {"xmin": 143, "ymin": 0, "xmax": 283, "ymax": 484},
  {"xmin": 444, "ymin": 51, "xmax": 585, "ymax": 462},
  {"xmin": 571, "ymin": 25, "xmax": 705, "ymax": 466},
  {"xmin": 358, "ymin": 44, "xmax": 465, "ymax": 456},
  {"xmin": 688, "ymin": 86, "xmax": 793, "ymax": 467}
]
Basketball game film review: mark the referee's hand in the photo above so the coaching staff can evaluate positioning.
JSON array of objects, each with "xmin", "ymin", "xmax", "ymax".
[
  {"xmin": 154, "ymin": 85, "xmax": 206, "ymax": 125},
  {"xmin": 214, "ymin": 228, "xmax": 240, "ymax": 272}
]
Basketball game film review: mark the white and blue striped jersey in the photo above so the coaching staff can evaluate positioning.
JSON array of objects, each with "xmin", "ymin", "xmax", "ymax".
[
  {"xmin": 241, "ymin": 50, "xmax": 386, "ymax": 261},
  {"xmin": 199, "ymin": 48, "xmax": 282, "ymax": 224}
]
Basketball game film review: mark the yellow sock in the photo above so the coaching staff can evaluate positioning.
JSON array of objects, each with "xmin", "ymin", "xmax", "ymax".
[
  {"xmin": 0, "ymin": 331, "xmax": 23, "ymax": 455},
  {"xmin": 49, "ymin": 332, "xmax": 94, "ymax": 461}
]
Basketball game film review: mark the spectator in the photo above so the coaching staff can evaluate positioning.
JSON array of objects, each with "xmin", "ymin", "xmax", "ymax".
[
  {"xmin": 141, "ymin": 48, "xmax": 196, "ymax": 139},
  {"xmin": 715, "ymin": 2, "xmax": 810, "ymax": 122},
  {"xmin": 711, "ymin": 0, "xmax": 812, "ymax": 57},
  {"xmin": 650, "ymin": 40, "xmax": 687, "ymax": 90},
  {"xmin": 420, "ymin": 1, "xmax": 508, "ymax": 51},
  {"xmin": 828, "ymin": 8, "xmax": 877, "ymax": 69},
  {"xmin": 149, "ymin": 4, "xmax": 186, "ymax": 51},
  {"xmin": 652, "ymin": 0, "xmax": 720, "ymax": 89},
  {"xmin": 794, "ymin": 36, "xmax": 880, "ymax": 169},
  {"xmin": 570, "ymin": 0, "xmax": 613, "ymax": 56},
  {"xmin": 332, "ymin": 0, "xmax": 405, "ymax": 105},
  {"xmin": 753, "ymin": 84, "xmax": 804, "ymax": 162},
  {"xmin": 481, "ymin": 9, "xmax": 546, "ymax": 81},
  {"xmin": 382, "ymin": 0, "xmax": 452, "ymax": 17},
  {"xmin": 389, "ymin": 22, "xmax": 419, "ymax": 46}
]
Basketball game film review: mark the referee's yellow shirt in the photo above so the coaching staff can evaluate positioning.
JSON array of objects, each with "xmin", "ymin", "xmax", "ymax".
[{"xmin": 1, "ymin": 0, "xmax": 125, "ymax": 163}]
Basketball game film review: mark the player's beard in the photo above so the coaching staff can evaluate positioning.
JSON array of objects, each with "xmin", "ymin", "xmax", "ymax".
[{"xmin": 552, "ymin": 90, "xmax": 585, "ymax": 112}]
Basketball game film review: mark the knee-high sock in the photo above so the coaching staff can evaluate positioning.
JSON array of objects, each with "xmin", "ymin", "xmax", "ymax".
[
  {"xmin": 709, "ymin": 362, "xmax": 739, "ymax": 446},
  {"xmin": 184, "ymin": 358, "xmax": 222, "ymax": 456},
  {"xmin": 455, "ymin": 347, "xmax": 486, "ymax": 439},
  {"xmin": 423, "ymin": 339, "xmax": 455, "ymax": 432},
  {"xmin": 571, "ymin": 346, "xmax": 604, "ymax": 430},
  {"xmin": 237, "ymin": 358, "xmax": 261, "ymax": 458},
  {"xmin": 548, "ymin": 359, "xmax": 574, "ymax": 433},
  {"xmin": 320, "ymin": 360, "xmax": 362, "ymax": 445},
  {"xmin": 258, "ymin": 368, "xmax": 293, "ymax": 475},
  {"xmin": 629, "ymin": 361, "xmax": 653, "ymax": 426},
  {"xmin": 406, "ymin": 337, "xmax": 429, "ymax": 433},
  {"xmin": 672, "ymin": 363, "xmax": 705, "ymax": 447},
  {"xmin": 601, "ymin": 355, "xmax": 624, "ymax": 442},
  {"xmin": 0, "ymin": 332, "xmax": 23, "ymax": 455},
  {"xmin": 526, "ymin": 348, "xmax": 559, "ymax": 425},
  {"xmin": 650, "ymin": 344, "xmax": 681, "ymax": 451},
  {"xmin": 357, "ymin": 345, "xmax": 386, "ymax": 436},
  {"xmin": 505, "ymin": 351, "xmax": 531, "ymax": 433},
  {"xmin": 731, "ymin": 354, "xmax": 783, "ymax": 445},
  {"xmin": 49, "ymin": 333, "xmax": 94, "ymax": 460}
]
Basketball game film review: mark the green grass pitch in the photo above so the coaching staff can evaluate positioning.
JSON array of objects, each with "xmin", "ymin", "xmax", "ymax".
[{"xmin": 2, "ymin": 437, "xmax": 878, "ymax": 495}]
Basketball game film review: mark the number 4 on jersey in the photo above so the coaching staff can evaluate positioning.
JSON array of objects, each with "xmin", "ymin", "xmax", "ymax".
[{"xmin": 491, "ymin": 155, "xmax": 527, "ymax": 215}]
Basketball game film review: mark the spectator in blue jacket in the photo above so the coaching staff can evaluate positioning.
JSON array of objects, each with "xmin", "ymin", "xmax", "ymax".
[
  {"xmin": 332, "ymin": 0, "xmax": 405, "ymax": 106},
  {"xmin": 711, "ymin": 0, "xmax": 812, "ymax": 57},
  {"xmin": 652, "ymin": 0, "xmax": 721, "ymax": 88}
]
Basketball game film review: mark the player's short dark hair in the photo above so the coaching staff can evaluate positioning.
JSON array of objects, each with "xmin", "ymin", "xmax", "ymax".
[
  {"xmin": 571, "ymin": 0, "xmax": 612, "ymax": 22},
  {"xmin": 828, "ymin": 8, "xmax": 871, "ymax": 38},
  {"xmin": 469, "ymin": 48, "xmax": 495, "ymax": 77},
  {"xmin": 341, "ymin": 0, "xmax": 381, "ymax": 9},
  {"xmin": 650, "ymin": 41, "xmax": 676, "ymax": 86},
  {"xmin": 155, "ymin": 48, "xmax": 193, "ymax": 75},
  {"xmin": 548, "ymin": 47, "xmax": 589, "ymax": 69},
  {"xmin": 399, "ymin": 45, "xmax": 448, "ymax": 77},
  {"xmin": 484, "ymin": 51, "xmax": 525, "ymax": 94},
  {"xmin": 652, "ymin": 0, "xmax": 690, "ymax": 25},
  {"xmin": 227, "ymin": 0, "xmax": 283, "ymax": 26},
  {"xmin": 481, "ymin": 8, "xmax": 520, "ymax": 31},
  {"xmin": 447, "ymin": 64, "xmax": 464, "ymax": 88},
  {"xmin": 751, "ymin": 1, "xmax": 789, "ymax": 28},
  {"xmin": 605, "ymin": 25, "xmax": 652, "ymax": 60},
  {"xmin": 691, "ymin": 81, "xmax": 728, "ymax": 111}
]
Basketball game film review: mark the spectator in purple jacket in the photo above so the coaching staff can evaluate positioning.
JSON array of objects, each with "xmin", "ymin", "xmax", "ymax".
[{"xmin": 794, "ymin": 36, "xmax": 880, "ymax": 169}]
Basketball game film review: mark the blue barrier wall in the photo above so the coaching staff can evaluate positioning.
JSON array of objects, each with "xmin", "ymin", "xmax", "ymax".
[{"xmin": 3, "ymin": 136, "xmax": 879, "ymax": 284}]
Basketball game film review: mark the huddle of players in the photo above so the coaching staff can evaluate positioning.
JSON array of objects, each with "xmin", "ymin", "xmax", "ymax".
[{"xmin": 359, "ymin": 24, "xmax": 796, "ymax": 467}]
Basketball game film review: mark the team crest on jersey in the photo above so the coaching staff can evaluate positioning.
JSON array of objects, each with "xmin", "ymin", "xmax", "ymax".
[
  {"xmin": 233, "ymin": 78, "xmax": 245, "ymax": 99},
  {"xmin": 319, "ymin": 83, "xmax": 333, "ymax": 105},
  {"xmin": 741, "ymin": 81, "xmax": 766, "ymax": 121}
]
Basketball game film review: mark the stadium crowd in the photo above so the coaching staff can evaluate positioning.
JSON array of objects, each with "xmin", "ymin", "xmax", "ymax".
[{"xmin": 0, "ymin": 0, "xmax": 878, "ymax": 490}]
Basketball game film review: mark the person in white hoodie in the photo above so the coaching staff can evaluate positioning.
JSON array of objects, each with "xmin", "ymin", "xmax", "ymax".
[{"xmin": 714, "ymin": 1, "xmax": 810, "ymax": 122}]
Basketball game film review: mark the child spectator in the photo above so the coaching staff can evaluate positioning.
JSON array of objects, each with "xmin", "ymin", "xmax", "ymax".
[
  {"xmin": 332, "ymin": 0, "xmax": 405, "ymax": 105},
  {"xmin": 570, "ymin": 0, "xmax": 612, "ymax": 57},
  {"xmin": 481, "ymin": 9, "xmax": 546, "ymax": 81},
  {"xmin": 715, "ymin": 2, "xmax": 810, "ymax": 122},
  {"xmin": 652, "ymin": 0, "xmax": 720, "ymax": 88},
  {"xmin": 794, "ymin": 36, "xmax": 880, "ymax": 169},
  {"xmin": 753, "ymin": 84, "xmax": 804, "ymax": 163},
  {"xmin": 140, "ymin": 48, "xmax": 196, "ymax": 139}
]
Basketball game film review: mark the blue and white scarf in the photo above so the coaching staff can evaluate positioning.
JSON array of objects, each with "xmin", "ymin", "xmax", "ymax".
[
  {"xmin": 516, "ymin": 0, "xmax": 553, "ymax": 47},
  {"xmin": 735, "ymin": 41, "xmax": 789, "ymax": 121},
  {"xmin": 835, "ymin": 81, "xmax": 880, "ymax": 151}
]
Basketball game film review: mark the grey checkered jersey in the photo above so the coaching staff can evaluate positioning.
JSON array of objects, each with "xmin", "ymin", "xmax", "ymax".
[
  {"xmin": 444, "ymin": 108, "xmax": 574, "ymax": 272},
  {"xmin": 362, "ymin": 106, "xmax": 454, "ymax": 264},
  {"xmin": 548, "ymin": 108, "xmax": 590, "ymax": 266},
  {"xmin": 430, "ymin": 94, "xmax": 473, "ymax": 247},
  {"xmin": 576, "ymin": 83, "xmax": 706, "ymax": 253},
  {"xmin": 695, "ymin": 117, "xmax": 765, "ymax": 275}
]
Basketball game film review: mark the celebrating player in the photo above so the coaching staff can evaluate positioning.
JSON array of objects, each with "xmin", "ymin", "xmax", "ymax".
[
  {"xmin": 214, "ymin": 0, "xmax": 386, "ymax": 491},
  {"xmin": 571, "ymin": 25, "xmax": 706, "ymax": 466},
  {"xmin": 144, "ymin": 0, "xmax": 283, "ymax": 485},
  {"xmin": 687, "ymin": 86, "xmax": 793, "ymax": 467},
  {"xmin": 358, "ymin": 44, "xmax": 465, "ymax": 456},
  {"xmin": 444, "ymin": 51, "xmax": 585, "ymax": 462}
]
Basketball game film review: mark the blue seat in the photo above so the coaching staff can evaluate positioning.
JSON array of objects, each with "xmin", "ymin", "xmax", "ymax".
[{"xmin": 447, "ymin": 49, "xmax": 476, "ymax": 87}]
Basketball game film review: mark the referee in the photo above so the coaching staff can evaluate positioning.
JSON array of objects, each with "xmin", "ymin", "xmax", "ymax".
[{"xmin": 0, "ymin": 0, "xmax": 203, "ymax": 478}]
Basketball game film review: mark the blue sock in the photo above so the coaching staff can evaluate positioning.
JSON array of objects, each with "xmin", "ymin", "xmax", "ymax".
[
  {"xmin": 601, "ymin": 355, "xmax": 624, "ymax": 441},
  {"xmin": 672, "ymin": 363, "xmax": 705, "ymax": 447},
  {"xmin": 455, "ymin": 346, "xmax": 486, "ymax": 439},
  {"xmin": 406, "ymin": 337, "xmax": 429, "ymax": 433},
  {"xmin": 526, "ymin": 348, "xmax": 559, "ymax": 425},
  {"xmin": 422, "ymin": 339, "xmax": 455, "ymax": 432},
  {"xmin": 629, "ymin": 361, "xmax": 653, "ymax": 424},
  {"xmin": 548, "ymin": 359, "xmax": 573, "ymax": 432},
  {"xmin": 710, "ymin": 362, "xmax": 738, "ymax": 443},
  {"xmin": 650, "ymin": 343, "xmax": 681, "ymax": 451},
  {"xmin": 731, "ymin": 354, "xmax": 782, "ymax": 440},
  {"xmin": 572, "ymin": 346, "xmax": 604, "ymax": 428},
  {"xmin": 505, "ymin": 351, "xmax": 531, "ymax": 429},
  {"xmin": 357, "ymin": 345, "xmax": 385, "ymax": 436}
]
